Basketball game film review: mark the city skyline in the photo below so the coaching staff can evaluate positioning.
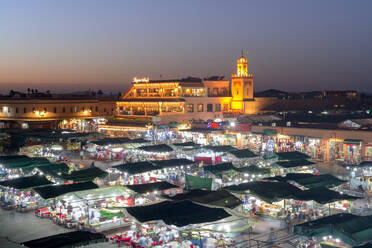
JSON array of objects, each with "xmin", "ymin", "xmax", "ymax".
[{"xmin": 1, "ymin": 0, "xmax": 372, "ymax": 93}]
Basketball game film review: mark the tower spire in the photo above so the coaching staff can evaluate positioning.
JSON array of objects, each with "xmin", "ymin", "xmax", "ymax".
[{"xmin": 241, "ymin": 49, "xmax": 244, "ymax": 57}]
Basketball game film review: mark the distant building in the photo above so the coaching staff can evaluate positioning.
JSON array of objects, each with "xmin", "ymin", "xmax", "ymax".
[
  {"xmin": 116, "ymin": 53, "xmax": 258, "ymax": 124},
  {"xmin": 0, "ymin": 93, "xmax": 116, "ymax": 130}
]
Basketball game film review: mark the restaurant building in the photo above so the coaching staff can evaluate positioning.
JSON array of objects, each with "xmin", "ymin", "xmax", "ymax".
[{"xmin": 0, "ymin": 93, "xmax": 116, "ymax": 130}]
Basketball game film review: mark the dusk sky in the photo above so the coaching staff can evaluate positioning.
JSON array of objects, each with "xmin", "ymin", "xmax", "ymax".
[{"xmin": 1, "ymin": 0, "xmax": 372, "ymax": 94}]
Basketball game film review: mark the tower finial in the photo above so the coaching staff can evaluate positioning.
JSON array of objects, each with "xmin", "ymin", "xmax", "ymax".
[{"xmin": 241, "ymin": 49, "xmax": 244, "ymax": 57}]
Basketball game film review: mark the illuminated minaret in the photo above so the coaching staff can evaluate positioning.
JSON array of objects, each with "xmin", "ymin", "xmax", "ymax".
[{"xmin": 231, "ymin": 51, "xmax": 254, "ymax": 111}]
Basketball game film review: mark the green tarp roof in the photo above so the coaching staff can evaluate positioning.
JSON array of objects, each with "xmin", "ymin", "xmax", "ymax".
[
  {"xmin": 234, "ymin": 165, "xmax": 271, "ymax": 175},
  {"xmin": 344, "ymin": 139, "xmax": 362, "ymax": 145},
  {"xmin": 114, "ymin": 159, "xmax": 194, "ymax": 174},
  {"xmin": 224, "ymin": 181, "xmax": 357, "ymax": 204},
  {"xmin": 172, "ymin": 141, "xmax": 200, "ymax": 148},
  {"xmin": 294, "ymin": 213, "xmax": 372, "ymax": 246},
  {"xmin": 125, "ymin": 181, "xmax": 179, "ymax": 194},
  {"xmin": 294, "ymin": 187, "xmax": 360, "ymax": 204},
  {"xmin": 0, "ymin": 155, "xmax": 50, "ymax": 169},
  {"xmin": 34, "ymin": 182, "xmax": 98, "ymax": 199},
  {"xmin": 113, "ymin": 161, "xmax": 161, "ymax": 175},
  {"xmin": 223, "ymin": 181, "xmax": 303, "ymax": 203},
  {"xmin": 0, "ymin": 175, "xmax": 53, "ymax": 189},
  {"xmin": 202, "ymin": 145, "xmax": 238, "ymax": 153},
  {"xmin": 275, "ymin": 159, "xmax": 315, "ymax": 168},
  {"xmin": 22, "ymin": 231, "xmax": 107, "ymax": 248},
  {"xmin": 204, "ymin": 162, "xmax": 236, "ymax": 174},
  {"xmin": 58, "ymin": 167, "xmax": 108, "ymax": 182},
  {"xmin": 126, "ymin": 200, "xmax": 231, "ymax": 227},
  {"xmin": 229, "ymin": 148, "xmax": 257, "ymax": 158},
  {"xmin": 265, "ymin": 173, "xmax": 347, "ymax": 189},
  {"xmin": 345, "ymin": 161, "xmax": 372, "ymax": 168},
  {"xmin": 185, "ymin": 174, "xmax": 212, "ymax": 191},
  {"xmin": 58, "ymin": 186, "xmax": 132, "ymax": 201},
  {"xmin": 166, "ymin": 189, "xmax": 242, "ymax": 209},
  {"xmin": 91, "ymin": 137, "xmax": 148, "ymax": 146},
  {"xmin": 139, "ymin": 144, "xmax": 174, "ymax": 153},
  {"xmin": 152, "ymin": 158, "xmax": 194, "ymax": 168},
  {"xmin": 294, "ymin": 174, "xmax": 346, "ymax": 189},
  {"xmin": 204, "ymin": 163, "xmax": 270, "ymax": 175},
  {"xmin": 275, "ymin": 151, "xmax": 310, "ymax": 160},
  {"xmin": 37, "ymin": 163, "xmax": 70, "ymax": 177}
]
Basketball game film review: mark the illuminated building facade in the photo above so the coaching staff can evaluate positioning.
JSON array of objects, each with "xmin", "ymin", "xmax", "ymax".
[
  {"xmin": 117, "ymin": 54, "xmax": 256, "ymax": 123},
  {"xmin": 0, "ymin": 95, "xmax": 115, "ymax": 130}
]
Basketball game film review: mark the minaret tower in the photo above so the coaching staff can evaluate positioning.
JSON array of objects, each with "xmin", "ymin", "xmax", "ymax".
[{"xmin": 231, "ymin": 51, "xmax": 254, "ymax": 111}]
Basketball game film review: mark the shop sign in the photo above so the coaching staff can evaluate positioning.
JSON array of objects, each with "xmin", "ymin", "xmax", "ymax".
[
  {"xmin": 235, "ymin": 123, "xmax": 251, "ymax": 132},
  {"xmin": 206, "ymin": 122, "xmax": 221, "ymax": 129}
]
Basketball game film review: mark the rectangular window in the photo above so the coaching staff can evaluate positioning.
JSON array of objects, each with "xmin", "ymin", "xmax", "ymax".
[
  {"xmin": 24, "ymin": 108, "xmax": 27, "ymax": 113},
  {"xmin": 70, "ymin": 107, "xmax": 73, "ymax": 113},
  {"xmin": 197, "ymin": 104, "xmax": 203, "ymax": 112},
  {"xmin": 187, "ymin": 104, "xmax": 194, "ymax": 113},
  {"xmin": 74, "ymin": 106, "xmax": 78, "ymax": 113},
  {"xmin": 8, "ymin": 107, "xmax": 11, "ymax": 113},
  {"xmin": 44, "ymin": 108, "xmax": 47, "ymax": 112},
  {"xmin": 62, "ymin": 107, "xmax": 66, "ymax": 113},
  {"xmin": 215, "ymin": 103, "xmax": 221, "ymax": 112},
  {"xmin": 207, "ymin": 104, "xmax": 213, "ymax": 112},
  {"xmin": 96, "ymin": 106, "xmax": 99, "ymax": 112},
  {"xmin": 32, "ymin": 107, "xmax": 35, "ymax": 113},
  {"xmin": 119, "ymin": 106, "xmax": 123, "ymax": 111},
  {"xmin": 15, "ymin": 107, "xmax": 18, "ymax": 113},
  {"xmin": 54, "ymin": 107, "xmax": 57, "ymax": 113},
  {"xmin": 82, "ymin": 107, "xmax": 84, "ymax": 112},
  {"xmin": 104, "ymin": 108, "xmax": 107, "ymax": 113},
  {"xmin": 223, "ymin": 104, "xmax": 229, "ymax": 111}
]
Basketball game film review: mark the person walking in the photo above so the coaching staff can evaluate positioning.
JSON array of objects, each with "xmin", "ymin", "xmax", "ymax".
[
  {"xmin": 285, "ymin": 212, "xmax": 292, "ymax": 234},
  {"xmin": 267, "ymin": 228, "xmax": 277, "ymax": 247}
]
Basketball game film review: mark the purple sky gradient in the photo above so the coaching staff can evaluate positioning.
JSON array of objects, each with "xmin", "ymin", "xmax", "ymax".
[{"xmin": 0, "ymin": 0, "xmax": 371, "ymax": 94}]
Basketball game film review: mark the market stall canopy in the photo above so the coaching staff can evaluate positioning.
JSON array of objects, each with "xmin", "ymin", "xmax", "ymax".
[
  {"xmin": 204, "ymin": 163, "xmax": 270, "ymax": 176},
  {"xmin": 275, "ymin": 151, "xmax": 310, "ymax": 160},
  {"xmin": 343, "ymin": 139, "xmax": 362, "ymax": 145},
  {"xmin": 265, "ymin": 173, "xmax": 347, "ymax": 189},
  {"xmin": 58, "ymin": 186, "xmax": 132, "ymax": 201},
  {"xmin": 152, "ymin": 158, "xmax": 194, "ymax": 169},
  {"xmin": 0, "ymin": 155, "xmax": 50, "ymax": 169},
  {"xmin": 185, "ymin": 174, "xmax": 213, "ymax": 191},
  {"xmin": 34, "ymin": 181, "xmax": 98, "ymax": 199},
  {"xmin": 172, "ymin": 141, "xmax": 200, "ymax": 148},
  {"xmin": 294, "ymin": 187, "xmax": 360, "ymax": 204},
  {"xmin": 58, "ymin": 167, "xmax": 108, "ymax": 182},
  {"xmin": 294, "ymin": 213, "xmax": 372, "ymax": 246},
  {"xmin": 204, "ymin": 162, "xmax": 236, "ymax": 175},
  {"xmin": 91, "ymin": 137, "xmax": 131, "ymax": 146},
  {"xmin": 275, "ymin": 159, "xmax": 315, "ymax": 168},
  {"xmin": 228, "ymin": 148, "xmax": 257, "ymax": 158},
  {"xmin": 113, "ymin": 161, "xmax": 161, "ymax": 175},
  {"xmin": 166, "ymin": 189, "xmax": 242, "ymax": 209},
  {"xmin": 202, "ymin": 145, "xmax": 238, "ymax": 153},
  {"xmin": 91, "ymin": 137, "xmax": 148, "ymax": 146},
  {"xmin": 22, "ymin": 231, "xmax": 107, "ymax": 248},
  {"xmin": 139, "ymin": 144, "xmax": 174, "ymax": 153},
  {"xmin": 234, "ymin": 165, "xmax": 271, "ymax": 175},
  {"xmin": 37, "ymin": 163, "xmax": 70, "ymax": 177},
  {"xmin": 126, "ymin": 200, "xmax": 231, "ymax": 227},
  {"xmin": 0, "ymin": 175, "xmax": 53, "ymax": 189},
  {"xmin": 223, "ymin": 181, "xmax": 302, "ymax": 203},
  {"xmin": 125, "ymin": 181, "xmax": 179, "ymax": 194},
  {"xmin": 344, "ymin": 161, "xmax": 372, "ymax": 168}
]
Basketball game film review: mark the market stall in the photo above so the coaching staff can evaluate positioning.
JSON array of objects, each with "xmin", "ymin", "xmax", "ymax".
[
  {"xmin": 22, "ymin": 230, "xmax": 108, "ymax": 248},
  {"xmin": 294, "ymin": 213, "xmax": 372, "ymax": 247}
]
